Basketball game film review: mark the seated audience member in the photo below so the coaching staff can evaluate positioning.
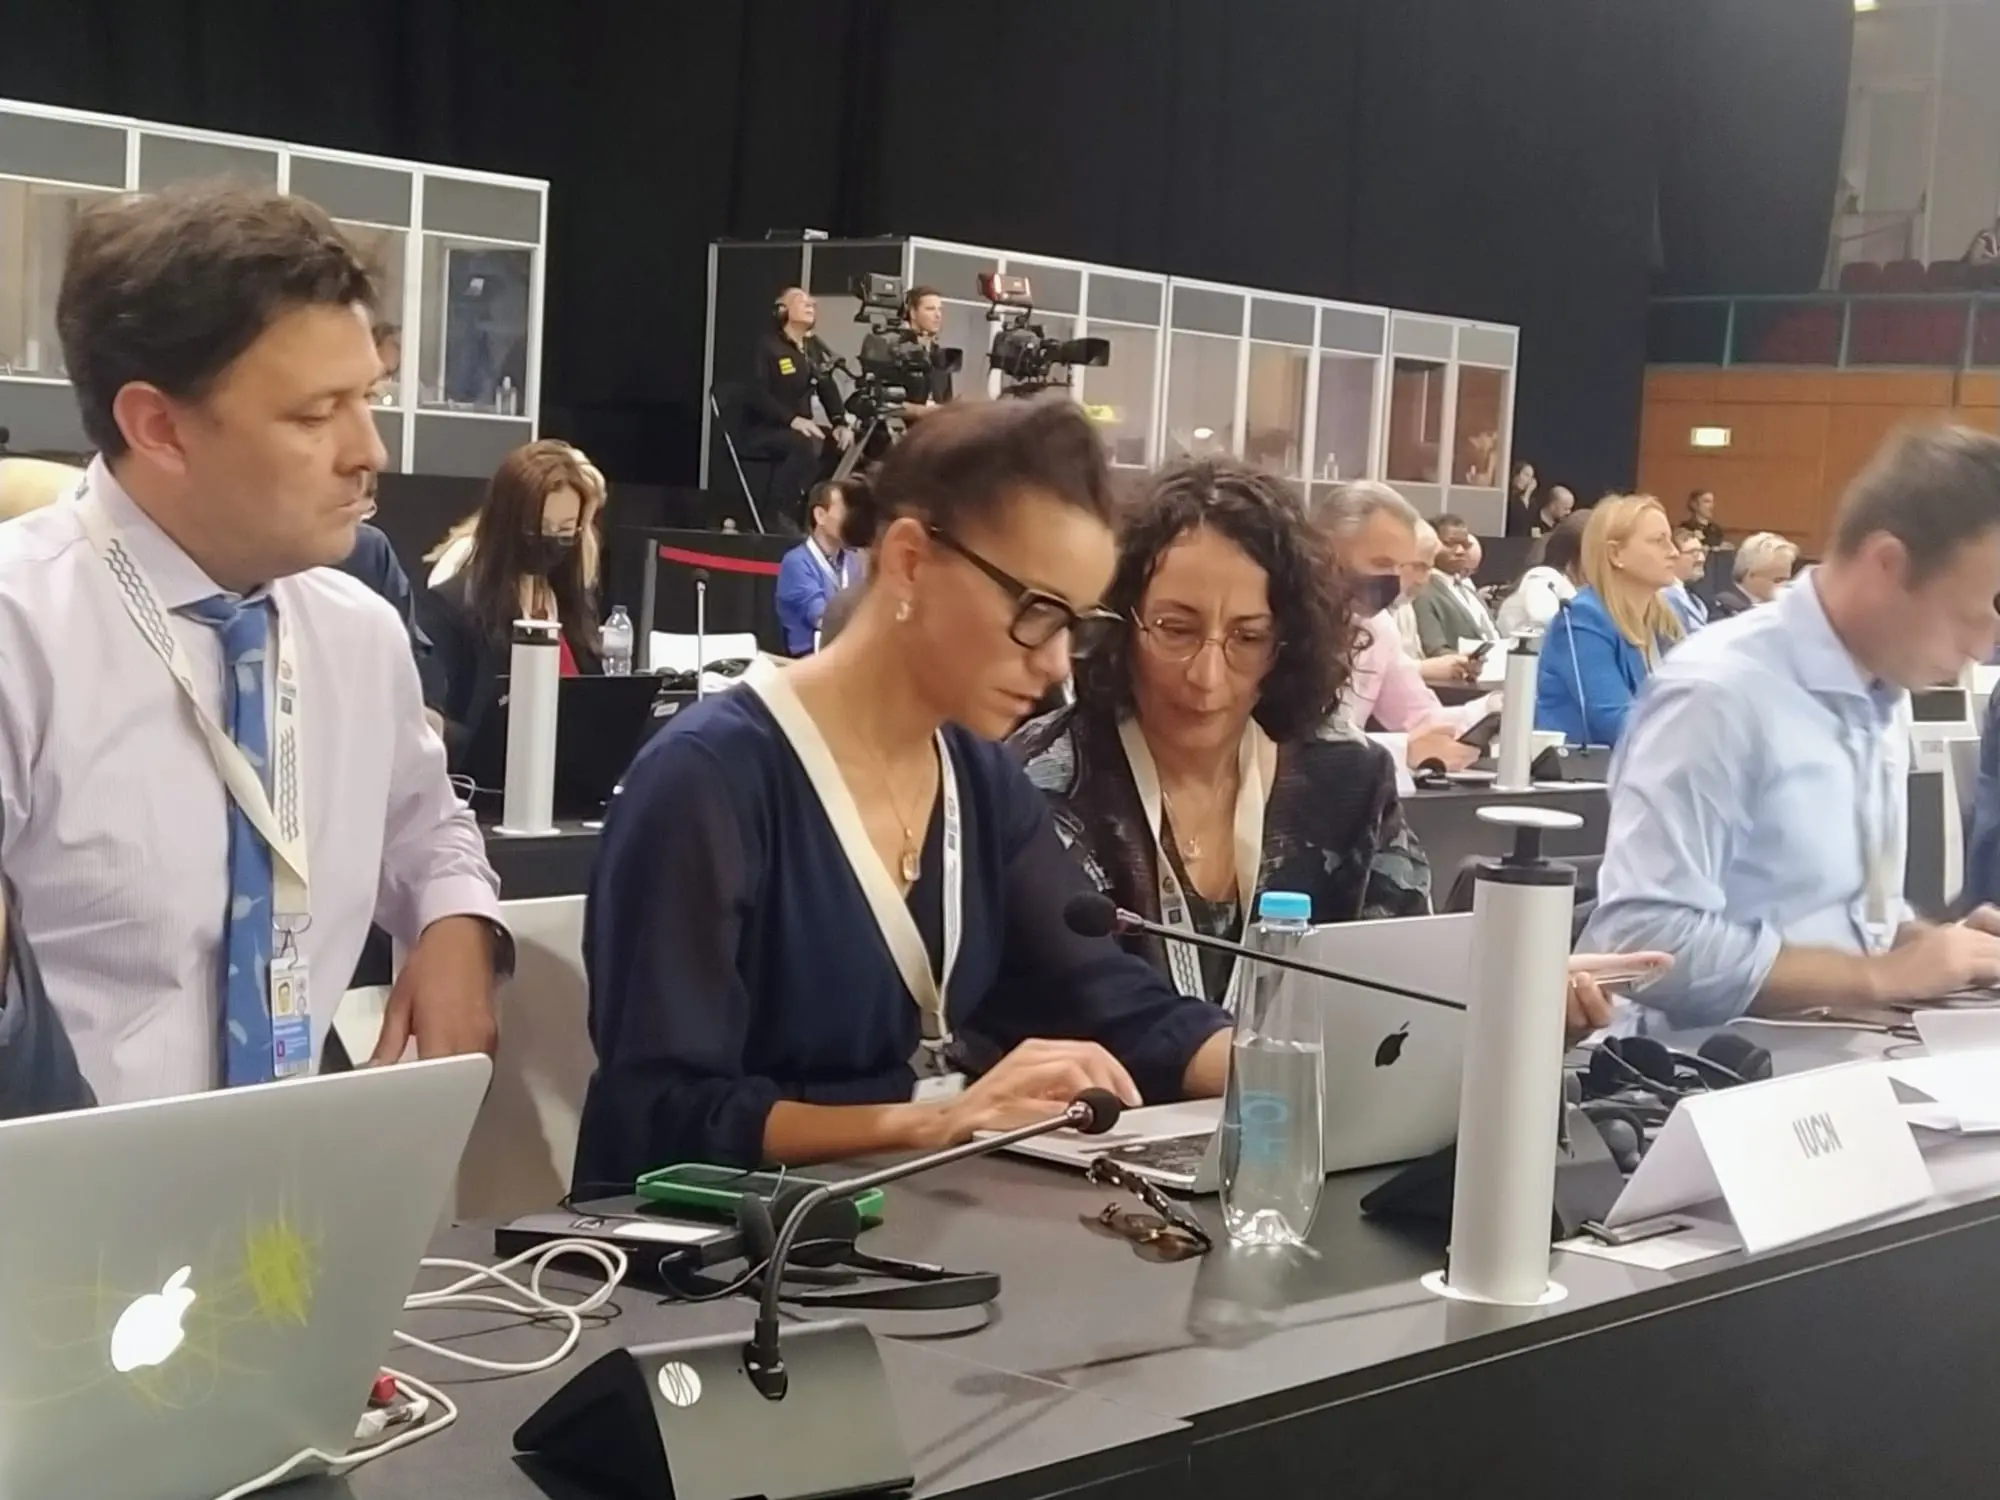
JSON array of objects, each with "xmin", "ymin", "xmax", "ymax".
[
  {"xmin": 1313, "ymin": 480, "xmax": 1491, "ymax": 780},
  {"xmin": 1411, "ymin": 513, "xmax": 1498, "ymax": 655},
  {"xmin": 0, "ymin": 456, "xmax": 83, "ymax": 522},
  {"xmin": 1585, "ymin": 427, "xmax": 2000, "ymax": 1027},
  {"xmin": 1684, "ymin": 488, "xmax": 1726, "ymax": 550},
  {"xmin": 0, "ymin": 870, "xmax": 93, "ymax": 1120},
  {"xmin": 1496, "ymin": 509, "xmax": 1586, "ymax": 635},
  {"xmin": 574, "ymin": 396, "xmax": 1232, "ymax": 1184},
  {"xmin": 0, "ymin": 182, "xmax": 505, "ymax": 1106},
  {"xmin": 1530, "ymin": 484, "xmax": 1575, "ymax": 538},
  {"xmin": 1710, "ymin": 530, "xmax": 1798, "ymax": 619},
  {"xmin": 417, "ymin": 440, "xmax": 605, "ymax": 766},
  {"xmin": 1664, "ymin": 527, "xmax": 1709, "ymax": 632},
  {"xmin": 1013, "ymin": 462, "xmax": 1433, "ymax": 1016},
  {"xmin": 775, "ymin": 480, "xmax": 860, "ymax": 655},
  {"xmin": 371, "ymin": 320, "xmax": 401, "ymax": 402},
  {"xmin": 1535, "ymin": 495, "xmax": 1685, "ymax": 747},
  {"xmin": 422, "ymin": 446, "xmax": 605, "ymax": 590},
  {"xmin": 335, "ymin": 480, "xmax": 436, "ymax": 698},
  {"xmin": 1395, "ymin": 520, "xmax": 1476, "ymax": 686}
]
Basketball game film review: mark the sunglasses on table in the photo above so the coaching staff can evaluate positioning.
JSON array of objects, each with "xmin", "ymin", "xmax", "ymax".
[
  {"xmin": 926, "ymin": 527, "xmax": 1121, "ymax": 655},
  {"xmin": 1083, "ymin": 1156, "xmax": 1213, "ymax": 1262}
]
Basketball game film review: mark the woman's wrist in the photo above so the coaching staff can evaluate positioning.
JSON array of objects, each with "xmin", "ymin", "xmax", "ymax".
[{"xmin": 886, "ymin": 1099, "xmax": 962, "ymax": 1153}]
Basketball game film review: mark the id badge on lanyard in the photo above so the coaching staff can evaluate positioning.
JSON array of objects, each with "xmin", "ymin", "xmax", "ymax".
[
  {"xmin": 1117, "ymin": 717, "xmax": 1271, "ymax": 1011},
  {"xmin": 76, "ymin": 484, "xmax": 315, "ymax": 1072}
]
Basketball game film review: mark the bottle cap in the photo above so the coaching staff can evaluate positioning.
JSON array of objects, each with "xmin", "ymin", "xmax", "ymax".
[{"xmin": 1257, "ymin": 890, "xmax": 1311, "ymax": 922}]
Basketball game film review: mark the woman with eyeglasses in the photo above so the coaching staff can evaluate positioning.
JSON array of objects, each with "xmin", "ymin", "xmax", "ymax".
[
  {"xmin": 416, "ymin": 439, "xmax": 605, "ymax": 768},
  {"xmin": 1011, "ymin": 460, "xmax": 1431, "ymax": 1010},
  {"xmin": 574, "ymin": 396, "xmax": 1232, "ymax": 1186}
]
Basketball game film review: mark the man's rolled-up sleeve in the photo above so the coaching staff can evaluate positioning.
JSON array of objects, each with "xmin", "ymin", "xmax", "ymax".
[{"xmin": 1580, "ymin": 678, "xmax": 1781, "ymax": 1028}]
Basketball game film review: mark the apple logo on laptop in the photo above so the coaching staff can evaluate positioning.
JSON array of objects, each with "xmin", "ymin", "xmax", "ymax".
[
  {"xmin": 110, "ymin": 1266, "xmax": 196, "ymax": 1374},
  {"xmin": 1374, "ymin": 1023, "xmax": 1411, "ymax": 1069}
]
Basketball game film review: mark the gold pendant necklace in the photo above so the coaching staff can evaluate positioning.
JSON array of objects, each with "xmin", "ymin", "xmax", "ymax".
[{"xmin": 1160, "ymin": 790, "xmax": 1203, "ymax": 862}]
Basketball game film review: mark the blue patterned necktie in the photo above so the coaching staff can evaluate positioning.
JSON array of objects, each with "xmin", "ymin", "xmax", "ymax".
[{"xmin": 182, "ymin": 594, "xmax": 275, "ymax": 1086}]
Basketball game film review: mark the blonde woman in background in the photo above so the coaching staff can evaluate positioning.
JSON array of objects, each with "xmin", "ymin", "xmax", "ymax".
[
  {"xmin": 1710, "ymin": 530, "xmax": 1799, "ymax": 619},
  {"xmin": 1534, "ymin": 494, "xmax": 1685, "ymax": 747},
  {"xmin": 424, "ymin": 441, "xmax": 606, "ymax": 587}
]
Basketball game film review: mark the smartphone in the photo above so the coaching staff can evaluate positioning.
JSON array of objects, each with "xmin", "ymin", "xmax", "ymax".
[
  {"xmin": 1468, "ymin": 640, "xmax": 1497, "ymax": 664},
  {"xmin": 1581, "ymin": 959, "xmax": 1671, "ymax": 993},
  {"xmin": 636, "ymin": 1163, "xmax": 888, "ymax": 1225},
  {"xmin": 1456, "ymin": 710, "xmax": 1504, "ymax": 752}
]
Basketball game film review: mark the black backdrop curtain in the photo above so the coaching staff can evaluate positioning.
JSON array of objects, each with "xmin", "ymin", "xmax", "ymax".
[{"xmin": 1, "ymin": 0, "xmax": 1849, "ymax": 508}]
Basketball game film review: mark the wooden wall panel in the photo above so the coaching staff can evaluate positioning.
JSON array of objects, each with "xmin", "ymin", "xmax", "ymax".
[{"xmin": 1637, "ymin": 367, "xmax": 2000, "ymax": 554}]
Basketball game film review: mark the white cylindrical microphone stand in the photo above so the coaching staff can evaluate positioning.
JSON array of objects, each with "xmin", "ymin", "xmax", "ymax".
[
  {"xmin": 497, "ymin": 618, "xmax": 561, "ymax": 837},
  {"xmin": 1493, "ymin": 647, "xmax": 1539, "ymax": 794},
  {"xmin": 1423, "ymin": 804, "xmax": 1582, "ymax": 1308},
  {"xmin": 694, "ymin": 568, "xmax": 710, "ymax": 700}
]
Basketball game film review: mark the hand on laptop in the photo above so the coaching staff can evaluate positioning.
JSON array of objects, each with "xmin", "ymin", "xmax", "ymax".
[
  {"xmin": 370, "ymin": 915, "xmax": 500, "ymax": 1066},
  {"xmin": 1565, "ymin": 951, "xmax": 1673, "ymax": 1045},
  {"xmin": 939, "ymin": 1039, "xmax": 1141, "ymax": 1142}
]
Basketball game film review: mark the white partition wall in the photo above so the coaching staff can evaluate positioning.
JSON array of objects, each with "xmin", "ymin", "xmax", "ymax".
[
  {"xmin": 702, "ymin": 235, "xmax": 1518, "ymax": 529},
  {"xmin": 0, "ymin": 99, "xmax": 548, "ymax": 478}
]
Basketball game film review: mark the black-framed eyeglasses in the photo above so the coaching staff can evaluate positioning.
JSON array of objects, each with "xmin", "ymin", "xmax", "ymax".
[
  {"xmin": 927, "ymin": 527, "xmax": 1121, "ymax": 656},
  {"xmin": 1082, "ymin": 1157, "xmax": 1213, "ymax": 1262},
  {"xmin": 1132, "ymin": 612, "xmax": 1280, "ymax": 675}
]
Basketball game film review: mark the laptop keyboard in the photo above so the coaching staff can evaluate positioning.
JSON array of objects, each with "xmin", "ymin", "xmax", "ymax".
[{"xmin": 1106, "ymin": 1132, "xmax": 1213, "ymax": 1179}]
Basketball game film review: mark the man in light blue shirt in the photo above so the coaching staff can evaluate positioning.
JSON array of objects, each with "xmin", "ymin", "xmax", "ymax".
[
  {"xmin": 1663, "ymin": 527, "xmax": 1709, "ymax": 633},
  {"xmin": 1584, "ymin": 426, "xmax": 2000, "ymax": 1027},
  {"xmin": 774, "ymin": 481, "xmax": 858, "ymax": 655}
]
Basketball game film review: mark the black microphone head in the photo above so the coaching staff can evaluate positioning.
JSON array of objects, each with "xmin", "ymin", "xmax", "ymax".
[
  {"xmin": 1070, "ymin": 1088, "xmax": 1124, "ymax": 1135},
  {"xmin": 1063, "ymin": 891, "xmax": 1118, "ymax": 939}
]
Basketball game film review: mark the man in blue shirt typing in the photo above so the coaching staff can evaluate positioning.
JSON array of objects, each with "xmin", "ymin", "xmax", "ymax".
[
  {"xmin": 1584, "ymin": 427, "xmax": 2000, "ymax": 1027},
  {"xmin": 775, "ymin": 481, "xmax": 859, "ymax": 655}
]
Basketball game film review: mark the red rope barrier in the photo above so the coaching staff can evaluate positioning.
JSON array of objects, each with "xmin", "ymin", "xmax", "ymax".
[{"xmin": 657, "ymin": 544, "xmax": 784, "ymax": 577}]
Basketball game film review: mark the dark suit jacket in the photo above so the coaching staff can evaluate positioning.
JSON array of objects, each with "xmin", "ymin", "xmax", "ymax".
[
  {"xmin": 1410, "ymin": 573, "xmax": 1488, "ymax": 657},
  {"xmin": 334, "ymin": 523, "xmax": 438, "ymax": 702},
  {"xmin": 0, "ymin": 879, "xmax": 93, "ymax": 1120},
  {"xmin": 1707, "ymin": 583, "xmax": 1757, "ymax": 621},
  {"xmin": 415, "ymin": 573, "xmax": 600, "ymax": 770}
]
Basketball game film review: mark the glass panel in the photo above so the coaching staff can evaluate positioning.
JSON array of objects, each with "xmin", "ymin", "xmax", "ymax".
[
  {"xmin": 1080, "ymin": 321, "xmax": 1158, "ymax": 466},
  {"xmin": 1312, "ymin": 354, "xmax": 1375, "ymax": 483},
  {"xmin": 1452, "ymin": 366, "xmax": 1507, "ymax": 488},
  {"xmin": 1244, "ymin": 343, "xmax": 1308, "ymax": 478},
  {"xmin": 338, "ymin": 222, "xmax": 407, "ymax": 407},
  {"xmin": 0, "ymin": 181, "xmax": 118, "ymax": 377},
  {"xmin": 1847, "ymin": 296, "xmax": 1968, "ymax": 366},
  {"xmin": 1163, "ymin": 332, "xmax": 1240, "ymax": 458},
  {"xmin": 1646, "ymin": 300, "xmax": 1729, "ymax": 364},
  {"xmin": 1386, "ymin": 358, "xmax": 1446, "ymax": 485},
  {"xmin": 418, "ymin": 236, "xmax": 534, "ymax": 413},
  {"xmin": 1971, "ymin": 302, "xmax": 2000, "ymax": 368},
  {"xmin": 1730, "ymin": 299, "xmax": 1843, "ymax": 366}
]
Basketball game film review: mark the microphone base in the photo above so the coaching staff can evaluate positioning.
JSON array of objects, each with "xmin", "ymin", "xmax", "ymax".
[{"xmin": 515, "ymin": 1318, "xmax": 910, "ymax": 1500}]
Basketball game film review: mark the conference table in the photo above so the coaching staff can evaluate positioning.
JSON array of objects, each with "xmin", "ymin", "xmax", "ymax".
[{"xmin": 330, "ymin": 1022, "xmax": 2000, "ymax": 1500}]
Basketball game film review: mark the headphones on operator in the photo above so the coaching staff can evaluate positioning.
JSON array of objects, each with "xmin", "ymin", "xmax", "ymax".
[{"xmin": 662, "ymin": 1183, "xmax": 999, "ymax": 1314}]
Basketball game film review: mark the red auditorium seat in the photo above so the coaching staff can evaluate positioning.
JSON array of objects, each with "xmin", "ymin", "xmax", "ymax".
[
  {"xmin": 1926, "ymin": 259, "xmax": 1972, "ymax": 291},
  {"xmin": 1838, "ymin": 261, "xmax": 1885, "ymax": 293},
  {"xmin": 1881, "ymin": 259, "xmax": 1927, "ymax": 292}
]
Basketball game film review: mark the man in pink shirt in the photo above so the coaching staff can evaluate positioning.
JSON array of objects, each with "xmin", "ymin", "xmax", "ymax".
[{"xmin": 1312, "ymin": 481, "xmax": 1495, "ymax": 785}]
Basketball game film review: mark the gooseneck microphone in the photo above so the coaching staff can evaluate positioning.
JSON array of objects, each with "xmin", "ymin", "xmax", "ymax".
[
  {"xmin": 743, "ymin": 1088, "xmax": 1123, "ymax": 1400},
  {"xmin": 1063, "ymin": 892, "xmax": 1466, "ymax": 1014}
]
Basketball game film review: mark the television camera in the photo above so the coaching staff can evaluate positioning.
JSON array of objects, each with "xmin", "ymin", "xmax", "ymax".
[{"xmin": 980, "ymin": 273, "xmax": 1110, "ymax": 395}]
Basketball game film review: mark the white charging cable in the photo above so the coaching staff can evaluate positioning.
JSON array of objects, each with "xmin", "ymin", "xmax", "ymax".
[{"xmin": 208, "ymin": 1238, "xmax": 629, "ymax": 1500}]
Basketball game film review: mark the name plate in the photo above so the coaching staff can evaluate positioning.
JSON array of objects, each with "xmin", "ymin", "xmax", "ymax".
[{"xmin": 1606, "ymin": 1062, "xmax": 1931, "ymax": 1255}]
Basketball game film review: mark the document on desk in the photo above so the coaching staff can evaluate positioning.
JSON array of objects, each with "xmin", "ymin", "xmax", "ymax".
[
  {"xmin": 1605, "ymin": 1062, "xmax": 1932, "ymax": 1255},
  {"xmin": 1884, "ymin": 1049, "xmax": 2000, "ymax": 1133},
  {"xmin": 1912, "ymin": 1008, "xmax": 2000, "ymax": 1055}
]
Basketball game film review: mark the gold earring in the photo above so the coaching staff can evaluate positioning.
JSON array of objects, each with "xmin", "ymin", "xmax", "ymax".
[{"xmin": 895, "ymin": 599, "xmax": 913, "ymax": 623}]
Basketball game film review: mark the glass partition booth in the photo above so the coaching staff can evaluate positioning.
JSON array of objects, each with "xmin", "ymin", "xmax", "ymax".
[
  {"xmin": 703, "ymin": 235, "xmax": 1515, "ymax": 534},
  {"xmin": 0, "ymin": 99, "xmax": 548, "ymax": 477}
]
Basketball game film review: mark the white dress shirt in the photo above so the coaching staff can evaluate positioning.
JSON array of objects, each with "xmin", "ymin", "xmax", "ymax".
[
  {"xmin": 1446, "ymin": 573, "xmax": 1499, "ymax": 640},
  {"xmin": 0, "ymin": 460, "xmax": 503, "ymax": 1104}
]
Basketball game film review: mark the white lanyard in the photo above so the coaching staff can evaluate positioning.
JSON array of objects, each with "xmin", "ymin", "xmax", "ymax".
[
  {"xmin": 76, "ymin": 491, "xmax": 310, "ymax": 921},
  {"xmin": 1117, "ymin": 716, "xmax": 1273, "ymax": 1009},
  {"xmin": 1853, "ymin": 698, "xmax": 1909, "ymax": 950},
  {"xmin": 742, "ymin": 658, "xmax": 961, "ymax": 1062},
  {"xmin": 808, "ymin": 541, "xmax": 849, "ymax": 591}
]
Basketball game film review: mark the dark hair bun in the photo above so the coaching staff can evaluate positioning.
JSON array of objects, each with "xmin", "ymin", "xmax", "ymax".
[{"xmin": 836, "ymin": 469, "xmax": 886, "ymax": 551}]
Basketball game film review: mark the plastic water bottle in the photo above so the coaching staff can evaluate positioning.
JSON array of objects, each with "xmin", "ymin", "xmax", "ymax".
[
  {"xmin": 601, "ymin": 605, "xmax": 634, "ymax": 677},
  {"xmin": 1218, "ymin": 890, "xmax": 1325, "ymax": 1248}
]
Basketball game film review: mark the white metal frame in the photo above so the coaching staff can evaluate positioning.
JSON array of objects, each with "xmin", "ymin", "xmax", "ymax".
[{"xmin": 0, "ymin": 97, "xmax": 548, "ymax": 472}]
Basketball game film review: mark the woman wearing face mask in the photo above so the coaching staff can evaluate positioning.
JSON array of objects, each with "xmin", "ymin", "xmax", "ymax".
[
  {"xmin": 574, "ymin": 397, "xmax": 1232, "ymax": 1185},
  {"xmin": 416, "ymin": 439, "xmax": 605, "ymax": 768},
  {"xmin": 1011, "ymin": 461, "xmax": 1433, "ymax": 1014},
  {"xmin": 1535, "ymin": 494, "xmax": 1685, "ymax": 749}
]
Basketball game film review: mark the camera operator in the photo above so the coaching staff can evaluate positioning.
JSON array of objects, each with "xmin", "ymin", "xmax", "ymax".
[
  {"xmin": 900, "ymin": 285, "xmax": 956, "ymax": 413},
  {"xmin": 741, "ymin": 286, "xmax": 853, "ymax": 520}
]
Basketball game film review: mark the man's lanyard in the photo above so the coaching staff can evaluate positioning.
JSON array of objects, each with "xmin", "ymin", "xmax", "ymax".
[
  {"xmin": 808, "ymin": 540, "xmax": 850, "ymax": 591},
  {"xmin": 743, "ymin": 659, "xmax": 961, "ymax": 1070},
  {"xmin": 75, "ymin": 491, "xmax": 310, "ymax": 923},
  {"xmin": 1852, "ymin": 698, "xmax": 1909, "ymax": 951},
  {"xmin": 1117, "ymin": 717, "xmax": 1273, "ymax": 1010}
]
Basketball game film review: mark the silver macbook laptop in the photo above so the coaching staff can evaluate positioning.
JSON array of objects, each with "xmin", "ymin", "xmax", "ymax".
[
  {"xmin": 0, "ymin": 1055, "xmax": 490, "ymax": 1500},
  {"xmin": 1011, "ymin": 913, "xmax": 1473, "ymax": 1191}
]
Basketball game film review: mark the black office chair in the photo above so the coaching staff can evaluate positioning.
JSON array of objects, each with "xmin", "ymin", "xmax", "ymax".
[
  {"xmin": 1444, "ymin": 854, "xmax": 1602, "ymax": 945},
  {"xmin": 707, "ymin": 385, "xmax": 779, "ymax": 534}
]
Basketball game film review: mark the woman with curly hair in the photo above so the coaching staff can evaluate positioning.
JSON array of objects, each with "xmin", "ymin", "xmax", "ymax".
[{"xmin": 1011, "ymin": 459, "xmax": 1431, "ymax": 1009}]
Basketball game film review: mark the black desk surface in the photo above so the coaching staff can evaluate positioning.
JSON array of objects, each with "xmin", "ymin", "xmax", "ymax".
[{"xmin": 328, "ymin": 1022, "xmax": 2000, "ymax": 1499}]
